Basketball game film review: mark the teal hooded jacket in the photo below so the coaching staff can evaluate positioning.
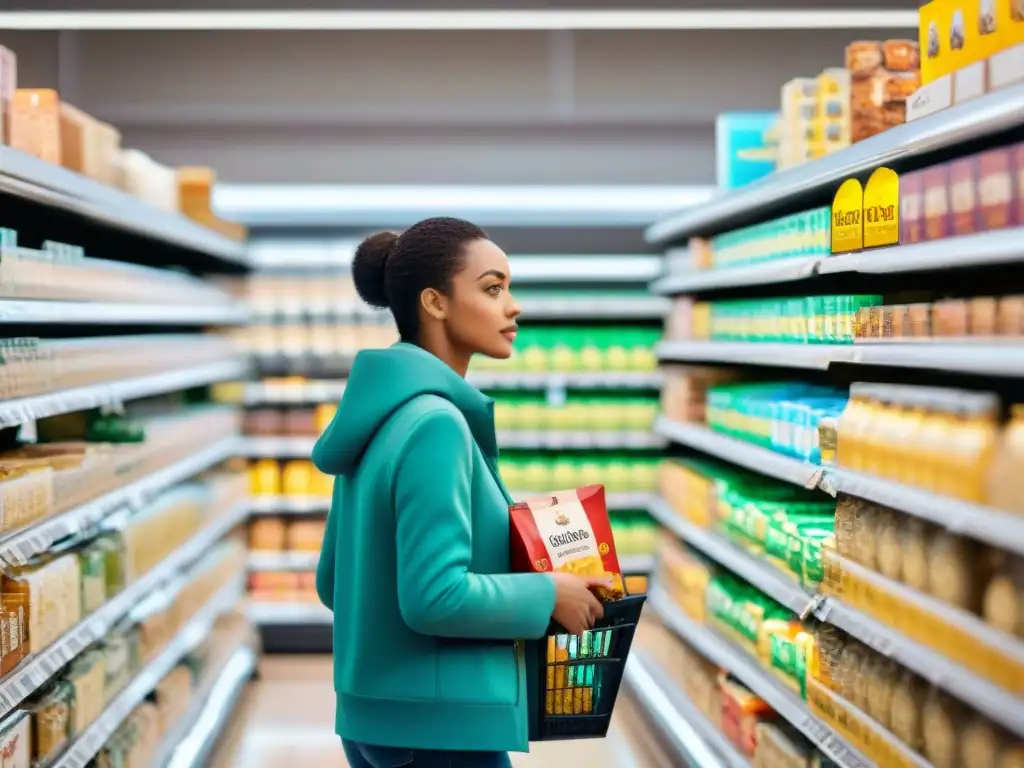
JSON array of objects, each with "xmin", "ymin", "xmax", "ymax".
[{"xmin": 312, "ymin": 342, "xmax": 557, "ymax": 753}]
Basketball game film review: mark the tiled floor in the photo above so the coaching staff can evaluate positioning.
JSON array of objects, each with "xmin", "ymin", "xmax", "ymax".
[{"xmin": 209, "ymin": 656, "xmax": 671, "ymax": 768}]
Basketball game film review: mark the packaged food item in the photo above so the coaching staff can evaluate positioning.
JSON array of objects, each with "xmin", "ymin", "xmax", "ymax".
[
  {"xmin": 27, "ymin": 680, "xmax": 72, "ymax": 763},
  {"xmin": 2, "ymin": 554, "xmax": 82, "ymax": 656},
  {"xmin": 983, "ymin": 552, "xmax": 1024, "ymax": 637},
  {"xmin": 928, "ymin": 531, "xmax": 992, "ymax": 612},
  {"xmin": 900, "ymin": 171, "xmax": 925, "ymax": 243},
  {"xmin": 949, "ymin": 156, "xmax": 980, "ymax": 234},
  {"xmin": 998, "ymin": 296, "xmax": 1024, "ymax": 335},
  {"xmin": 922, "ymin": 691, "xmax": 967, "ymax": 768},
  {"xmin": 970, "ymin": 297, "xmax": 999, "ymax": 335},
  {"xmin": 0, "ymin": 711, "xmax": 30, "ymax": 768},
  {"xmin": 978, "ymin": 147, "xmax": 1015, "ymax": 230},
  {"xmin": 961, "ymin": 716, "xmax": 1009, "ymax": 768},
  {"xmin": 9, "ymin": 89, "xmax": 61, "ymax": 165},
  {"xmin": 249, "ymin": 517, "xmax": 287, "ymax": 552},
  {"xmin": 509, "ymin": 486, "xmax": 625, "ymax": 602},
  {"xmin": 933, "ymin": 299, "xmax": 969, "ymax": 336},
  {"xmin": 720, "ymin": 677, "xmax": 774, "ymax": 757},
  {"xmin": 889, "ymin": 668, "xmax": 929, "ymax": 753},
  {"xmin": 0, "ymin": 46, "xmax": 15, "ymax": 144},
  {"xmin": 923, "ymin": 164, "xmax": 951, "ymax": 240},
  {"xmin": 754, "ymin": 721, "xmax": 813, "ymax": 767}
]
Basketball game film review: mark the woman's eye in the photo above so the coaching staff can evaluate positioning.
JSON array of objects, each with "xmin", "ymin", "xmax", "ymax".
[{"xmin": 486, "ymin": 284, "xmax": 504, "ymax": 295}]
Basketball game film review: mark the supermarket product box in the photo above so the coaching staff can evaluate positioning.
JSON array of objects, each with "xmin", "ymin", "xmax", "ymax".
[
  {"xmin": 0, "ymin": 46, "xmax": 15, "ymax": 144},
  {"xmin": 911, "ymin": 0, "xmax": 1024, "ymax": 120},
  {"xmin": 9, "ymin": 89, "xmax": 61, "ymax": 165},
  {"xmin": 715, "ymin": 112, "xmax": 778, "ymax": 189}
]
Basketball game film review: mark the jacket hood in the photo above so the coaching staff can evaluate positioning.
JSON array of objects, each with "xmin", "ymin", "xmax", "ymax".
[{"xmin": 311, "ymin": 342, "xmax": 497, "ymax": 476}]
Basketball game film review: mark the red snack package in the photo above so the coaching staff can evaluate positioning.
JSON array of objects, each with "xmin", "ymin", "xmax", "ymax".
[{"xmin": 509, "ymin": 485, "xmax": 626, "ymax": 602}]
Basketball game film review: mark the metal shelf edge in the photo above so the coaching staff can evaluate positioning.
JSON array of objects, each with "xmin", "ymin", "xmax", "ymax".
[
  {"xmin": 0, "ymin": 146, "xmax": 249, "ymax": 266},
  {"xmin": 625, "ymin": 651, "xmax": 749, "ymax": 768}
]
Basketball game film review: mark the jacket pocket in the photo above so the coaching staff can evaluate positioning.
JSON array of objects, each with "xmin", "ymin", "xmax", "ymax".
[{"xmin": 436, "ymin": 640, "xmax": 519, "ymax": 707}]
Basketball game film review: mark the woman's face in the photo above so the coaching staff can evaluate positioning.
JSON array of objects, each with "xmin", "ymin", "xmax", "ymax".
[{"xmin": 444, "ymin": 238, "xmax": 520, "ymax": 359}]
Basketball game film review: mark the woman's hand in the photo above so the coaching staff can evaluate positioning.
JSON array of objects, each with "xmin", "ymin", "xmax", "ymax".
[{"xmin": 550, "ymin": 573, "xmax": 610, "ymax": 635}]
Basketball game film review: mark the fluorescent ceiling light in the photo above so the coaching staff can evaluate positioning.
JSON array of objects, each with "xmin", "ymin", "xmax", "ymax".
[
  {"xmin": 0, "ymin": 10, "xmax": 919, "ymax": 31},
  {"xmin": 213, "ymin": 184, "xmax": 716, "ymax": 228}
]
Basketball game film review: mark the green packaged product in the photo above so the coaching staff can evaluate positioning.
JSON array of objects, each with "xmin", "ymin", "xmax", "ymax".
[
  {"xmin": 77, "ymin": 542, "xmax": 108, "ymax": 615},
  {"xmin": 768, "ymin": 630, "xmax": 808, "ymax": 698}
]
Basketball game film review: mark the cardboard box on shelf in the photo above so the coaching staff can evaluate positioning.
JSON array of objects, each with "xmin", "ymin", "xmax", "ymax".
[{"xmin": 10, "ymin": 89, "xmax": 61, "ymax": 165}]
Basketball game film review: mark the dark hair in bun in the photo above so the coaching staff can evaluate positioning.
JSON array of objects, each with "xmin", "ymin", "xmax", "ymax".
[{"xmin": 352, "ymin": 217, "xmax": 487, "ymax": 341}]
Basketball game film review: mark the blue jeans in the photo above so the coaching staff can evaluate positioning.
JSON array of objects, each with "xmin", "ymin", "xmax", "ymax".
[{"xmin": 342, "ymin": 739, "xmax": 512, "ymax": 768}]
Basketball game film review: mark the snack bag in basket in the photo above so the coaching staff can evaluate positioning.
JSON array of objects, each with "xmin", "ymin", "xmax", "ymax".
[{"xmin": 509, "ymin": 485, "xmax": 625, "ymax": 603}]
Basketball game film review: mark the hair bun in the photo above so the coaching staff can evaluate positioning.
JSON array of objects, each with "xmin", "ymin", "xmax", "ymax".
[{"xmin": 352, "ymin": 231, "xmax": 397, "ymax": 309}]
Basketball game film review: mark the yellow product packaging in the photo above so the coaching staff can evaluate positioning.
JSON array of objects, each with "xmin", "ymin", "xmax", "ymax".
[{"xmin": 920, "ymin": 0, "xmax": 986, "ymax": 84}]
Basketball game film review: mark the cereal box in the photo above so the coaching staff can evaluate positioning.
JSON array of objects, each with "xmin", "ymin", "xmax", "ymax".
[{"xmin": 509, "ymin": 485, "xmax": 625, "ymax": 602}]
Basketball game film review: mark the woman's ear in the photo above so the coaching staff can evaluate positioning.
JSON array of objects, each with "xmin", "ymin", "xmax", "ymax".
[{"xmin": 420, "ymin": 287, "xmax": 447, "ymax": 321}]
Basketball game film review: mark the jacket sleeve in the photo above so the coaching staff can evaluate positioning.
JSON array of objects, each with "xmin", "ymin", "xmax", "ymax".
[
  {"xmin": 393, "ymin": 409, "xmax": 556, "ymax": 640},
  {"xmin": 315, "ymin": 476, "xmax": 339, "ymax": 610}
]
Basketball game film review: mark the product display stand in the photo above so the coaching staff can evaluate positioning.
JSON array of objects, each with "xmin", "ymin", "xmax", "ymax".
[
  {"xmin": 0, "ymin": 141, "xmax": 255, "ymax": 766},
  {"xmin": 628, "ymin": 76, "xmax": 1024, "ymax": 767}
]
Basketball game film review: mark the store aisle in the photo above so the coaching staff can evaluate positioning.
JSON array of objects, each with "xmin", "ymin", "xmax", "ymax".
[{"xmin": 209, "ymin": 656, "xmax": 672, "ymax": 768}]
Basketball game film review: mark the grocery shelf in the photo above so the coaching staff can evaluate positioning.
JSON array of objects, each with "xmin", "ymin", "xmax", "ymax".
[
  {"xmin": 248, "ymin": 551, "xmax": 318, "ymax": 571},
  {"xmin": 620, "ymin": 554, "xmax": 655, "ymax": 574},
  {"xmin": 241, "ymin": 436, "xmax": 315, "ymax": 458},
  {"xmin": 248, "ymin": 601, "xmax": 332, "ymax": 625},
  {"xmin": 819, "ymin": 228, "xmax": 1024, "ymax": 276},
  {"xmin": 0, "ymin": 499, "xmax": 248, "ymax": 719},
  {"xmin": 249, "ymin": 495, "xmax": 330, "ymax": 515},
  {"xmin": 651, "ymin": 228, "xmax": 1024, "ymax": 296},
  {"xmin": 240, "ymin": 372, "xmax": 663, "ymax": 405},
  {"xmin": 518, "ymin": 296, "xmax": 670, "ymax": 320},
  {"xmin": 827, "ymin": 465, "xmax": 1024, "ymax": 557},
  {"xmin": 158, "ymin": 644, "xmax": 258, "ymax": 768},
  {"xmin": 51, "ymin": 576, "xmax": 245, "ymax": 768},
  {"xmin": 647, "ymin": 497, "xmax": 815, "ymax": 615},
  {"xmin": 651, "ymin": 257, "xmax": 820, "ymax": 295},
  {"xmin": 0, "ymin": 145, "xmax": 249, "ymax": 267},
  {"xmin": 650, "ymin": 587, "xmax": 874, "ymax": 768},
  {"xmin": 243, "ymin": 380, "xmax": 346, "ymax": 405},
  {"xmin": 657, "ymin": 339, "xmax": 1024, "ymax": 377},
  {"xmin": 819, "ymin": 558, "xmax": 1024, "ymax": 737},
  {"xmin": 508, "ymin": 255, "xmax": 664, "ymax": 284},
  {"xmin": 657, "ymin": 341, "xmax": 833, "ymax": 371},
  {"xmin": 624, "ymin": 651, "xmax": 749, "ymax": 768},
  {"xmin": 0, "ymin": 358, "xmax": 249, "ymax": 430},
  {"xmin": 645, "ymin": 82, "xmax": 1024, "ymax": 244},
  {"xmin": 0, "ymin": 299, "xmax": 248, "ymax": 325},
  {"xmin": 655, "ymin": 417, "xmax": 820, "ymax": 488},
  {"xmin": 470, "ymin": 371, "xmax": 664, "ymax": 390},
  {"xmin": 496, "ymin": 430, "xmax": 667, "ymax": 450},
  {"xmin": 649, "ymin": 496, "xmax": 1024, "ymax": 736},
  {"xmin": 0, "ymin": 436, "xmax": 240, "ymax": 566},
  {"xmin": 655, "ymin": 417, "xmax": 1024, "ymax": 557}
]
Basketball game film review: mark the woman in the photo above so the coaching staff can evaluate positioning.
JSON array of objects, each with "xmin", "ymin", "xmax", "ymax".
[{"xmin": 313, "ymin": 217, "xmax": 608, "ymax": 768}]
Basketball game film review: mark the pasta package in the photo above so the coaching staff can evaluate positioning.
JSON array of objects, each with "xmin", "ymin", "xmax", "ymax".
[{"xmin": 509, "ymin": 485, "xmax": 625, "ymax": 602}]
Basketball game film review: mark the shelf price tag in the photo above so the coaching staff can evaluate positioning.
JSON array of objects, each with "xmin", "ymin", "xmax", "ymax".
[
  {"xmin": 831, "ymin": 179, "xmax": 865, "ymax": 254},
  {"xmin": 863, "ymin": 167, "xmax": 900, "ymax": 248}
]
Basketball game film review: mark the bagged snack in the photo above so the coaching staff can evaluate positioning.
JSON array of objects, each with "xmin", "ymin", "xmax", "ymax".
[{"xmin": 509, "ymin": 485, "xmax": 625, "ymax": 602}]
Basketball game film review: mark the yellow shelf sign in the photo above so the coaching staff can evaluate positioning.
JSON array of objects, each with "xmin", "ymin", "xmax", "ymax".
[
  {"xmin": 863, "ymin": 167, "xmax": 900, "ymax": 248},
  {"xmin": 831, "ymin": 178, "xmax": 864, "ymax": 254}
]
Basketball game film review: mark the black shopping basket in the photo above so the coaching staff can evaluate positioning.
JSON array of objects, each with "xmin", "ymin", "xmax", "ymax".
[{"xmin": 527, "ymin": 593, "xmax": 646, "ymax": 741}]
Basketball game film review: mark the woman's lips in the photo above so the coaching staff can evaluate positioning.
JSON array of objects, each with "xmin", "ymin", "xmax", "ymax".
[{"xmin": 501, "ymin": 329, "xmax": 518, "ymax": 342}]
